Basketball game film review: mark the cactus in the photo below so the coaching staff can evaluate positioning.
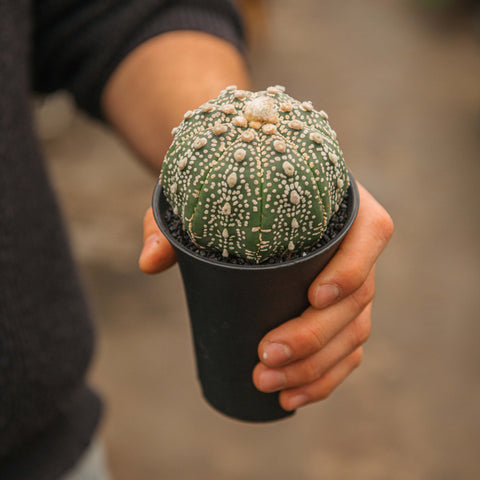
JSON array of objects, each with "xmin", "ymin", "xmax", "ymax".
[{"xmin": 160, "ymin": 85, "xmax": 349, "ymax": 263}]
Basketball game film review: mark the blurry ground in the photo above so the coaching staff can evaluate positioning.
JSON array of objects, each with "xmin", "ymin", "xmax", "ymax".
[{"xmin": 37, "ymin": 1, "xmax": 480, "ymax": 479}]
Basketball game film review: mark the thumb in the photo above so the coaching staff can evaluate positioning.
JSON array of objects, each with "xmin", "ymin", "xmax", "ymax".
[{"xmin": 139, "ymin": 207, "xmax": 176, "ymax": 273}]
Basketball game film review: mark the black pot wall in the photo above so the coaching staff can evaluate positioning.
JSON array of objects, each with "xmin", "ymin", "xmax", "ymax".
[{"xmin": 152, "ymin": 173, "xmax": 359, "ymax": 422}]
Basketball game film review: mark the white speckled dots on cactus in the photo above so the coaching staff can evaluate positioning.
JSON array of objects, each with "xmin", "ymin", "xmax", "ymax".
[{"xmin": 160, "ymin": 86, "xmax": 349, "ymax": 263}]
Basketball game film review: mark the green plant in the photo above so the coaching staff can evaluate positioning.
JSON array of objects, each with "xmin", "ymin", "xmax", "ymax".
[{"xmin": 160, "ymin": 86, "xmax": 349, "ymax": 263}]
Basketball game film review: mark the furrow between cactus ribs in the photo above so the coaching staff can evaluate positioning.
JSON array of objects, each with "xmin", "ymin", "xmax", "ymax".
[
  {"xmin": 253, "ymin": 135, "xmax": 267, "ymax": 262},
  {"xmin": 188, "ymin": 128, "xmax": 252, "ymax": 249},
  {"xmin": 281, "ymin": 134, "xmax": 331, "ymax": 237}
]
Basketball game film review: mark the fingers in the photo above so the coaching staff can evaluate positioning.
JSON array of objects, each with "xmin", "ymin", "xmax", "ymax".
[
  {"xmin": 253, "ymin": 302, "xmax": 372, "ymax": 393},
  {"xmin": 308, "ymin": 182, "xmax": 393, "ymax": 309},
  {"xmin": 258, "ymin": 269, "xmax": 375, "ymax": 367},
  {"xmin": 139, "ymin": 207, "xmax": 176, "ymax": 273},
  {"xmin": 279, "ymin": 347, "xmax": 364, "ymax": 411},
  {"xmin": 252, "ymin": 183, "xmax": 393, "ymax": 409}
]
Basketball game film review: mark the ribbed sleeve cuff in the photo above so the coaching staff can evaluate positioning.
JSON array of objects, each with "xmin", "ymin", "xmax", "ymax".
[{"xmin": 74, "ymin": 5, "xmax": 245, "ymax": 120}]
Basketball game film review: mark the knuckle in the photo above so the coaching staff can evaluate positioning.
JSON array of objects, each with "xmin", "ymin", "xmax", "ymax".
[
  {"xmin": 350, "ymin": 315, "xmax": 371, "ymax": 348},
  {"xmin": 291, "ymin": 357, "xmax": 322, "ymax": 385},
  {"xmin": 351, "ymin": 348, "xmax": 364, "ymax": 368},
  {"xmin": 301, "ymin": 320, "xmax": 329, "ymax": 353},
  {"xmin": 335, "ymin": 266, "xmax": 365, "ymax": 298},
  {"xmin": 351, "ymin": 276, "xmax": 375, "ymax": 310},
  {"xmin": 372, "ymin": 206, "xmax": 394, "ymax": 244},
  {"xmin": 316, "ymin": 384, "xmax": 333, "ymax": 401},
  {"xmin": 382, "ymin": 211, "xmax": 395, "ymax": 241}
]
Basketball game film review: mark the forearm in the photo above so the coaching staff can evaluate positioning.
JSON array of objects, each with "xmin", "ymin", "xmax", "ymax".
[{"xmin": 102, "ymin": 31, "xmax": 250, "ymax": 171}]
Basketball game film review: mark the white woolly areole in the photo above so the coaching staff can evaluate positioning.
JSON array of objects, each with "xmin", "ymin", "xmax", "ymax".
[{"xmin": 244, "ymin": 96, "xmax": 279, "ymax": 124}]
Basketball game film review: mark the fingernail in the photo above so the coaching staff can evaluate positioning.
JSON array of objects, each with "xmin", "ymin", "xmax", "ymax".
[
  {"xmin": 287, "ymin": 394, "xmax": 310, "ymax": 410},
  {"xmin": 258, "ymin": 370, "xmax": 286, "ymax": 392},
  {"xmin": 313, "ymin": 284, "xmax": 340, "ymax": 309},
  {"xmin": 262, "ymin": 342, "xmax": 292, "ymax": 366},
  {"xmin": 140, "ymin": 233, "xmax": 160, "ymax": 260}
]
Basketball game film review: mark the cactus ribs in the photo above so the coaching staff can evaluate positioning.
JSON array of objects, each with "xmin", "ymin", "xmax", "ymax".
[{"xmin": 160, "ymin": 86, "xmax": 349, "ymax": 264}]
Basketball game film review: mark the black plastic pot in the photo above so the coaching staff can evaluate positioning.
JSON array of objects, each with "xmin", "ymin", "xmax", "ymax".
[{"xmin": 152, "ymin": 173, "xmax": 359, "ymax": 422}]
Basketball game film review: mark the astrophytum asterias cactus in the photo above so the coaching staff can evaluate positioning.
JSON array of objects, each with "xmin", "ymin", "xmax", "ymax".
[{"xmin": 160, "ymin": 85, "xmax": 349, "ymax": 263}]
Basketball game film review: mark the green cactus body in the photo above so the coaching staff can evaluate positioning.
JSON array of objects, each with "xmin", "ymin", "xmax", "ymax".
[{"xmin": 160, "ymin": 85, "xmax": 349, "ymax": 263}]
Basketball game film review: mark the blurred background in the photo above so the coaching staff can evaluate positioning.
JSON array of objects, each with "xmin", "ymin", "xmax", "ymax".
[{"xmin": 35, "ymin": 0, "xmax": 480, "ymax": 478}]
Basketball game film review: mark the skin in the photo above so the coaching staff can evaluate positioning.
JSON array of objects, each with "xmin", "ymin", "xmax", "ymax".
[{"xmin": 103, "ymin": 31, "xmax": 394, "ymax": 412}]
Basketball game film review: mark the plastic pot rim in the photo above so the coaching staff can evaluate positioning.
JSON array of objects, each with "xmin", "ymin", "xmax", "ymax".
[{"xmin": 152, "ymin": 171, "xmax": 359, "ymax": 271}]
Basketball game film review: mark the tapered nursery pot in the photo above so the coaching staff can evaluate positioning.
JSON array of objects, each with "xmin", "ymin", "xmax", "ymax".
[{"xmin": 152, "ymin": 173, "xmax": 359, "ymax": 423}]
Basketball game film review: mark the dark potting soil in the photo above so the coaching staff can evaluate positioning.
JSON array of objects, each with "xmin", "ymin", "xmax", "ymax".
[{"xmin": 164, "ymin": 191, "xmax": 350, "ymax": 265}]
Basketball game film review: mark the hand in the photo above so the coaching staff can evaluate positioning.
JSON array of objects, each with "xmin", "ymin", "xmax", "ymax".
[
  {"xmin": 252, "ymin": 182, "xmax": 394, "ymax": 411},
  {"xmin": 138, "ymin": 207, "xmax": 176, "ymax": 273}
]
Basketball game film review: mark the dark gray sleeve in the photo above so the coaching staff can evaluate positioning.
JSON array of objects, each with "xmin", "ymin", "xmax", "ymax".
[{"xmin": 33, "ymin": 0, "xmax": 245, "ymax": 119}]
